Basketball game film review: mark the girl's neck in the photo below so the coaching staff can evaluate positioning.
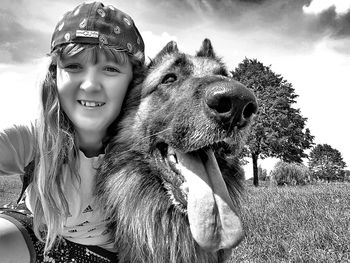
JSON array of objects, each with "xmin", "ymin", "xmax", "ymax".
[{"xmin": 76, "ymin": 129, "xmax": 105, "ymax": 157}]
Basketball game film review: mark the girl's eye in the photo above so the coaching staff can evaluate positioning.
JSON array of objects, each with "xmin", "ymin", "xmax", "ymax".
[
  {"xmin": 64, "ymin": 64, "xmax": 82, "ymax": 71},
  {"xmin": 104, "ymin": 66, "xmax": 120, "ymax": 73}
]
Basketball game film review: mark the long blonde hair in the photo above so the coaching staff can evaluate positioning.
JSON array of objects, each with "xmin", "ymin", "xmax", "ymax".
[{"xmin": 31, "ymin": 43, "xmax": 145, "ymax": 251}]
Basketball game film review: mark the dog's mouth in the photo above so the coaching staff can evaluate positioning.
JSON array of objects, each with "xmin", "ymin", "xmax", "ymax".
[{"xmin": 156, "ymin": 142, "xmax": 244, "ymax": 252}]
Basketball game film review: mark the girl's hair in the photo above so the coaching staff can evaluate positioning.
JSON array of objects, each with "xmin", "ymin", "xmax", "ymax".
[{"xmin": 30, "ymin": 43, "xmax": 145, "ymax": 251}]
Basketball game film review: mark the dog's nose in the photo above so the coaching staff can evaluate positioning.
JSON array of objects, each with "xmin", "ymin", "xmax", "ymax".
[{"xmin": 205, "ymin": 80, "xmax": 258, "ymax": 128}]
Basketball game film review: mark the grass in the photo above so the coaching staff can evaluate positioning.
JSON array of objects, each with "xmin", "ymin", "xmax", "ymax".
[
  {"xmin": 229, "ymin": 181, "xmax": 350, "ymax": 262},
  {"xmin": 1, "ymin": 177, "xmax": 349, "ymax": 262},
  {"xmin": 0, "ymin": 175, "xmax": 22, "ymax": 206}
]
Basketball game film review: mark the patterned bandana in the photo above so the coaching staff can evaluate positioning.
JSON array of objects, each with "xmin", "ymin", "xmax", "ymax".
[{"xmin": 50, "ymin": 1, "xmax": 145, "ymax": 62}]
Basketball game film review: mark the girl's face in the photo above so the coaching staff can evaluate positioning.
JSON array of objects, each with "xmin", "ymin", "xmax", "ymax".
[{"xmin": 56, "ymin": 49, "xmax": 133, "ymax": 139}]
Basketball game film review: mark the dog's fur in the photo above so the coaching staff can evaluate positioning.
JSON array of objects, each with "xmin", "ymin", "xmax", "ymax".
[{"xmin": 96, "ymin": 39, "xmax": 257, "ymax": 263}]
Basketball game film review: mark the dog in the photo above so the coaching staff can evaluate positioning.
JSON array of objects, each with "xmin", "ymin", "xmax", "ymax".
[{"xmin": 96, "ymin": 39, "xmax": 258, "ymax": 263}]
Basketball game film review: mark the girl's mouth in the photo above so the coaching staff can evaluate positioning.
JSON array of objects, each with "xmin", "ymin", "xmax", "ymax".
[{"xmin": 78, "ymin": 100, "xmax": 105, "ymax": 107}]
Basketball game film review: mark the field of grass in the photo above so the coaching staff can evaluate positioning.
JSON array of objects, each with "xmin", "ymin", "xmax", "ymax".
[
  {"xmin": 1, "ymin": 177, "xmax": 349, "ymax": 262},
  {"xmin": 0, "ymin": 175, "xmax": 22, "ymax": 206},
  {"xmin": 229, "ymin": 181, "xmax": 350, "ymax": 262}
]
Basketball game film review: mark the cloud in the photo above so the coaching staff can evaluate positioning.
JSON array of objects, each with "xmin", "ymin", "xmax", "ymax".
[
  {"xmin": 303, "ymin": 0, "xmax": 350, "ymax": 15},
  {"xmin": 0, "ymin": 8, "xmax": 49, "ymax": 63},
  {"xmin": 0, "ymin": 63, "xmax": 40, "ymax": 129},
  {"xmin": 142, "ymin": 31, "xmax": 178, "ymax": 60},
  {"xmin": 0, "ymin": 0, "xmax": 85, "ymax": 63},
  {"xmin": 140, "ymin": 0, "xmax": 350, "ymax": 54},
  {"xmin": 303, "ymin": 1, "xmax": 350, "ymax": 41},
  {"xmin": 2, "ymin": 0, "xmax": 350, "ymax": 64}
]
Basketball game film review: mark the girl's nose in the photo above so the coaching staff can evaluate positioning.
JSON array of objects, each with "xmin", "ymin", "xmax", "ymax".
[{"xmin": 80, "ymin": 68, "xmax": 102, "ymax": 92}]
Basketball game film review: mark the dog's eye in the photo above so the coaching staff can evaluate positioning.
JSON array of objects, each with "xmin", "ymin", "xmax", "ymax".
[
  {"xmin": 214, "ymin": 68, "xmax": 228, "ymax": 77},
  {"xmin": 161, "ymin": 73, "xmax": 177, "ymax": 84}
]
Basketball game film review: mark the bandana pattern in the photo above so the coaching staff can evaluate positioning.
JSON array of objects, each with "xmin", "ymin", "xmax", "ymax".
[{"xmin": 51, "ymin": 2, "xmax": 145, "ymax": 62}]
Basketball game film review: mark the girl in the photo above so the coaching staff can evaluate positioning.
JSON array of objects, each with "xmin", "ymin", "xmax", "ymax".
[{"xmin": 0, "ymin": 2, "xmax": 145, "ymax": 262}]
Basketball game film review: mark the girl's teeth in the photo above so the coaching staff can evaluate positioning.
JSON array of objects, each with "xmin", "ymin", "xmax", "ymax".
[{"xmin": 80, "ymin": 100, "xmax": 104, "ymax": 107}]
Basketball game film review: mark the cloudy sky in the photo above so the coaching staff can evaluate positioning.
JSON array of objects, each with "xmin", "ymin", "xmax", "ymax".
[{"xmin": 0, "ymin": 0, "xmax": 349, "ymax": 175}]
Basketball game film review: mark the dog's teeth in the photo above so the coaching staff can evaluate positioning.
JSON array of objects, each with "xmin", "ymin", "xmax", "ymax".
[
  {"xmin": 168, "ymin": 154, "xmax": 178, "ymax": 164},
  {"xmin": 168, "ymin": 147, "xmax": 176, "ymax": 156},
  {"xmin": 167, "ymin": 146, "xmax": 179, "ymax": 163}
]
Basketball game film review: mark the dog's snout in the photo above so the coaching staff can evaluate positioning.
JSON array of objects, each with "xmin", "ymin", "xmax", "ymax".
[{"xmin": 205, "ymin": 81, "xmax": 258, "ymax": 127}]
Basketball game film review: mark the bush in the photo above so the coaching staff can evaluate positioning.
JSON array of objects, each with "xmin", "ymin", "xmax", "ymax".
[
  {"xmin": 258, "ymin": 165, "xmax": 268, "ymax": 181},
  {"xmin": 310, "ymin": 168, "xmax": 346, "ymax": 182},
  {"xmin": 344, "ymin": 170, "xmax": 350, "ymax": 182},
  {"xmin": 271, "ymin": 161, "xmax": 310, "ymax": 186}
]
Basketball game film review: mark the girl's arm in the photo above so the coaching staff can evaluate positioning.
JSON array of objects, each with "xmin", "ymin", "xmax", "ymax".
[{"xmin": 0, "ymin": 124, "xmax": 36, "ymax": 176}]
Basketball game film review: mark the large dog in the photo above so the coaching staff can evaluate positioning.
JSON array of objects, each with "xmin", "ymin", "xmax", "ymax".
[{"xmin": 96, "ymin": 39, "xmax": 258, "ymax": 263}]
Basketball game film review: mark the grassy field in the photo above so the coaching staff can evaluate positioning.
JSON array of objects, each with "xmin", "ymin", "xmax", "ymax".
[
  {"xmin": 1, "ymin": 177, "xmax": 349, "ymax": 262},
  {"xmin": 0, "ymin": 175, "xmax": 22, "ymax": 206},
  {"xmin": 229, "ymin": 181, "xmax": 350, "ymax": 262}
]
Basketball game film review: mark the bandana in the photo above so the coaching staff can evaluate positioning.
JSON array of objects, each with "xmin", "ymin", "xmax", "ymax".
[{"xmin": 51, "ymin": 2, "xmax": 145, "ymax": 62}]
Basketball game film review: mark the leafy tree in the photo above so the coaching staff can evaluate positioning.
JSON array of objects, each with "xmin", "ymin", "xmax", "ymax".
[
  {"xmin": 231, "ymin": 58, "xmax": 314, "ymax": 186},
  {"xmin": 309, "ymin": 144, "xmax": 346, "ymax": 182}
]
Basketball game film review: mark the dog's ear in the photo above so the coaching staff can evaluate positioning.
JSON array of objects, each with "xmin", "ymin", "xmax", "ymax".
[
  {"xmin": 152, "ymin": 41, "xmax": 179, "ymax": 62},
  {"xmin": 196, "ymin": 39, "xmax": 216, "ymax": 58}
]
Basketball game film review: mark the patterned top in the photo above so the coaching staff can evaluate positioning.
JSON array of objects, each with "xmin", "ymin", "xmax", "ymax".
[{"xmin": 0, "ymin": 124, "xmax": 115, "ymax": 251}]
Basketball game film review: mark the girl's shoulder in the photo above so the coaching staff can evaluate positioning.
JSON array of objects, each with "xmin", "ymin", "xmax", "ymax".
[
  {"xmin": 0, "ymin": 122, "xmax": 37, "ymax": 175},
  {"xmin": 1, "ymin": 122, "xmax": 36, "ymax": 140},
  {"xmin": 0, "ymin": 122, "xmax": 37, "ymax": 152}
]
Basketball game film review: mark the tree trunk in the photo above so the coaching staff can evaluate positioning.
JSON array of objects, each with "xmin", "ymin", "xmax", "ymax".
[{"xmin": 252, "ymin": 153, "xmax": 259, "ymax": 187}]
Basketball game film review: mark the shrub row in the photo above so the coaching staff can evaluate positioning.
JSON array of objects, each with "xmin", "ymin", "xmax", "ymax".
[{"xmin": 270, "ymin": 161, "xmax": 310, "ymax": 186}]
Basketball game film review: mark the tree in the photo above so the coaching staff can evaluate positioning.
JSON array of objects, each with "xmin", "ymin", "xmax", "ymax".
[
  {"xmin": 309, "ymin": 144, "xmax": 346, "ymax": 182},
  {"xmin": 231, "ymin": 58, "xmax": 314, "ymax": 186}
]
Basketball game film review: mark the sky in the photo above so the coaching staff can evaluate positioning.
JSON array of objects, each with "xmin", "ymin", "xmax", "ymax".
[{"xmin": 0, "ymin": 0, "xmax": 349, "ymax": 177}]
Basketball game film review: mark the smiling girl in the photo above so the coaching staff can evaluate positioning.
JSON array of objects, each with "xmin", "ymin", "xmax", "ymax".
[{"xmin": 0, "ymin": 2, "xmax": 145, "ymax": 262}]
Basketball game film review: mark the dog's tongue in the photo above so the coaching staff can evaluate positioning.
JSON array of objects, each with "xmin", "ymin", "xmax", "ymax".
[{"xmin": 175, "ymin": 149, "xmax": 243, "ymax": 251}]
